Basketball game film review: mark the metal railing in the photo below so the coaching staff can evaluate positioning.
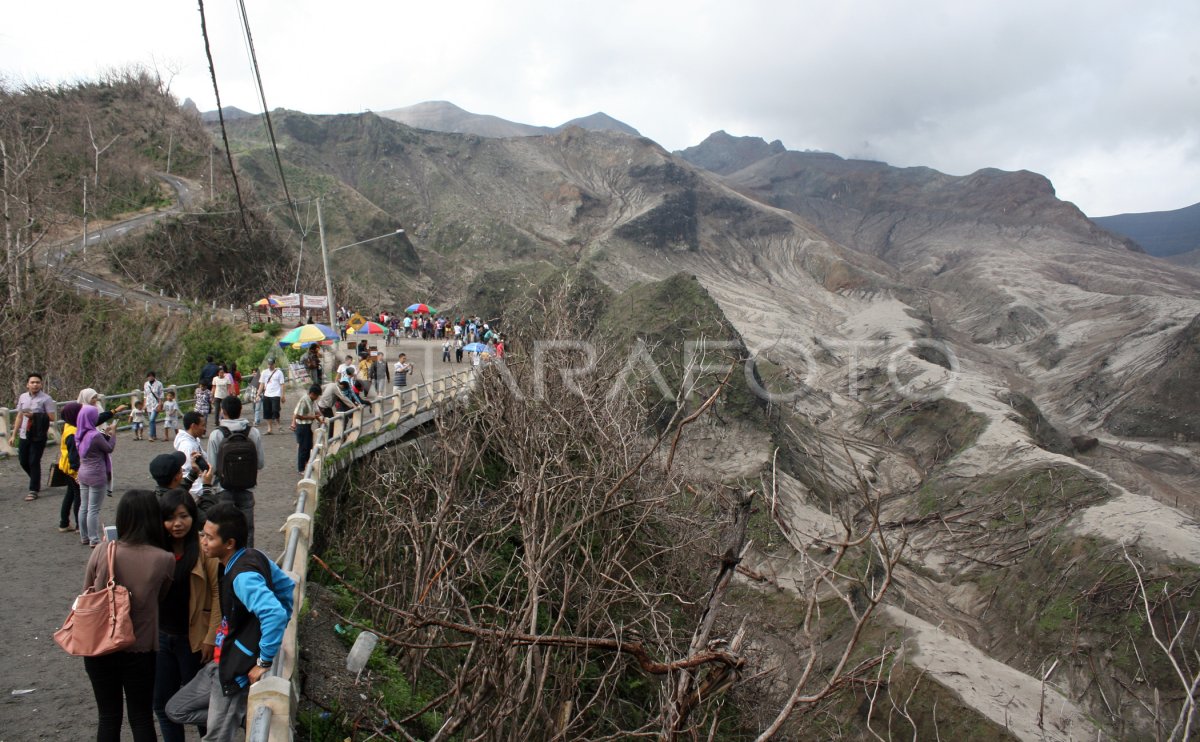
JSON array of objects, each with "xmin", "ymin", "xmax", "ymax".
[
  {"xmin": 246, "ymin": 368, "xmax": 477, "ymax": 740},
  {"xmin": 0, "ymin": 382, "xmax": 203, "ymax": 455}
]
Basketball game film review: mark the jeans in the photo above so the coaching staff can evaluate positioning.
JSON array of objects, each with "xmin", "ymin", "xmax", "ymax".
[
  {"xmin": 166, "ymin": 662, "xmax": 247, "ymax": 742},
  {"xmin": 59, "ymin": 479, "xmax": 81, "ymax": 529},
  {"xmin": 84, "ymin": 650, "xmax": 157, "ymax": 742},
  {"xmin": 295, "ymin": 425, "xmax": 314, "ymax": 473},
  {"xmin": 148, "ymin": 409, "xmax": 160, "ymax": 440},
  {"xmin": 155, "ymin": 631, "xmax": 204, "ymax": 742},
  {"xmin": 219, "ymin": 489, "xmax": 256, "ymax": 548},
  {"xmin": 17, "ymin": 437, "xmax": 47, "ymax": 492},
  {"xmin": 80, "ymin": 482, "xmax": 107, "ymax": 545}
]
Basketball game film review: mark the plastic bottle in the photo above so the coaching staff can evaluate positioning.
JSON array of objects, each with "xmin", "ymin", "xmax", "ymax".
[{"xmin": 345, "ymin": 630, "xmax": 378, "ymax": 674}]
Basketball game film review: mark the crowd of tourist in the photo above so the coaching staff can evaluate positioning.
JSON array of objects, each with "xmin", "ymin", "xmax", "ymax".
[{"xmin": 5, "ymin": 303, "xmax": 501, "ymax": 739}]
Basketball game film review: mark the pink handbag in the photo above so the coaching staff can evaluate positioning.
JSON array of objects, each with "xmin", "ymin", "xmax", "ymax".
[{"xmin": 54, "ymin": 542, "xmax": 136, "ymax": 656}]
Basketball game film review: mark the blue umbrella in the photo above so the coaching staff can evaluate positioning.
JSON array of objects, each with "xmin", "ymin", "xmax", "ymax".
[{"xmin": 463, "ymin": 342, "xmax": 488, "ymax": 353}]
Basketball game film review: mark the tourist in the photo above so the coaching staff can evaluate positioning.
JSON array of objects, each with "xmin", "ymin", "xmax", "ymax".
[
  {"xmin": 455, "ymin": 336, "xmax": 464, "ymax": 363},
  {"xmin": 228, "ymin": 363, "xmax": 241, "ymax": 399},
  {"xmin": 55, "ymin": 402, "xmax": 83, "ymax": 533},
  {"xmin": 153, "ymin": 487, "xmax": 220, "ymax": 742},
  {"xmin": 173, "ymin": 412, "xmax": 209, "ymax": 503},
  {"xmin": 130, "ymin": 400, "xmax": 148, "ymax": 440},
  {"xmin": 211, "ymin": 367, "xmax": 231, "ymax": 411},
  {"xmin": 193, "ymin": 381, "xmax": 214, "ymax": 428},
  {"xmin": 165, "ymin": 505, "xmax": 295, "ymax": 741},
  {"xmin": 369, "ymin": 350, "xmax": 390, "ymax": 397},
  {"xmin": 304, "ymin": 345, "xmax": 323, "ymax": 387},
  {"xmin": 162, "ymin": 390, "xmax": 181, "ymax": 444},
  {"xmin": 81, "ymin": 489, "xmax": 174, "ymax": 742},
  {"xmin": 198, "ymin": 356, "xmax": 219, "ymax": 388},
  {"xmin": 291, "ymin": 385, "xmax": 323, "ymax": 474},
  {"xmin": 393, "ymin": 353, "xmax": 413, "ymax": 392},
  {"xmin": 144, "ymin": 371, "xmax": 165, "ymax": 442},
  {"xmin": 77, "ymin": 405, "xmax": 117, "ymax": 547},
  {"xmin": 257, "ymin": 358, "xmax": 286, "ymax": 435},
  {"xmin": 150, "ymin": 451, "xmax": 217, "ymax": 516},
  {"xmin": 10, "ymin": 371, "xmax": 55, "ymax": 501},
  {"xmin": 206, "ymin": 396, "xmax": 264, "ymax": 547}
]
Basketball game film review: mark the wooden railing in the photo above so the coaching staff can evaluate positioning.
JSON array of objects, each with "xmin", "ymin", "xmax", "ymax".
[{"xmin": 246, "ymin": 368, "xmax": 477, "ymax": 740}]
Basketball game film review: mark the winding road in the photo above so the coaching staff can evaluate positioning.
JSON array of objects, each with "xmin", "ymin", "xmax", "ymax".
[{"xmin": 41, "ymin": 173, "xmax": 206, "ymax": 312}]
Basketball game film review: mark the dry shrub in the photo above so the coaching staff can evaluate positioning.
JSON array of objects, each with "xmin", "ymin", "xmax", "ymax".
[{"xmin": 314, "ymin": 291, "xmax": 756, "ymax": 740}]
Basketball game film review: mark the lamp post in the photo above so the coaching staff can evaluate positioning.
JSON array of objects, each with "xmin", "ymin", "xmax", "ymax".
[{"xmin": 315, "ymin": 197, "xmax": 405, "ymax": 378}]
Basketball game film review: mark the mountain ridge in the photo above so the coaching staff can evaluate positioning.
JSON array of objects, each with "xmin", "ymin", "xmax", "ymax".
[
  {"xmin": 372, "ymin": 100, "xmax": 639, "ymax": 138},
  {"xmin": 1092, "ymin": 200, "xmax": 1200, "ymax": 257}
]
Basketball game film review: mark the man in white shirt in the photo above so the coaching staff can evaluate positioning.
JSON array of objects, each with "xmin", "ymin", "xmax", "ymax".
[
  {"xmin": 143, "ymin": 371, "xmax": 166, "ymax": 442},
  {"xmin": 256, "ymin": 357, "xmax": 286, "ymax": 435},
  {"xmin": 173, "ymin": 411, "xmax": 208, "ymax": 500}
]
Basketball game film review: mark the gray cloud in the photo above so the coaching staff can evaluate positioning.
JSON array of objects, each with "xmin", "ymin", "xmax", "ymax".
[{"xmin": 2, "ymin": 0, "xmax": 1196, "ymax": 214}]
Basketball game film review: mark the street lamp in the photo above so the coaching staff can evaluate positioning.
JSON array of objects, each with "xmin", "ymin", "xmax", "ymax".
[{"xmin": 315, "ymin": 197, "xmax": 405, "ymax": 377}]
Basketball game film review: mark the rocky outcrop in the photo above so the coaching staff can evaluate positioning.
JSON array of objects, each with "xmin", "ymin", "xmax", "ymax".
[{"xmin": 676, "ymin": 130, "xmax": 786, "ymax": 175}]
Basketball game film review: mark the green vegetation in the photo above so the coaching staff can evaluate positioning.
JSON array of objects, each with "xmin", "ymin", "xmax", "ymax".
[
  {"xmin": 1003, "ymin": 391, "xmax": 1073, "ymax": 455},
  {"xmin": 870, "ymin": 398, "xmax": 988, "ymax": 474},
  {"xmin": 597, "ymin": 272, "xmax": 763, "ymax": 425},
  {"xmin": 981, "ymin": 532, "xmax": 1200, "ymax": 736}
]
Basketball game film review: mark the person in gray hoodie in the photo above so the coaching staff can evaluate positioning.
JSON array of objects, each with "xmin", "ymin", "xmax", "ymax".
[{"xmin": 205, "ymin": 396, "xmax": 264, "ymax": 547}]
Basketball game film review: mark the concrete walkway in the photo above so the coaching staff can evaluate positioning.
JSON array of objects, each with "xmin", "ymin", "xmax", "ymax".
[{"xmin": 0, "ymin": 338, "xmax": 464, "ymax": 740}]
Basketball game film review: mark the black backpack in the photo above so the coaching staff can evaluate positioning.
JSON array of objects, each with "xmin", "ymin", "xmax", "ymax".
[{"xmin": 217, "ymin": 429, "xmax": 258, "ymax": 490}]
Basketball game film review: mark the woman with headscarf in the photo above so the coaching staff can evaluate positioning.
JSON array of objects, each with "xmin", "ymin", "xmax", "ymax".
[
  {"xmin": 56, "ymin": 402, "xmax": 83, "ymax": 534},
  {"xmin": 76, "ymin": 405, "xmax": 117, "ymax": 547}
]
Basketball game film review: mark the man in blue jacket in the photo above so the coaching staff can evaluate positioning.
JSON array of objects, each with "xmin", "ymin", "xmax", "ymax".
[{"xmin": 166, "ymin": 504, "xmax": 295, "ymax": 741}]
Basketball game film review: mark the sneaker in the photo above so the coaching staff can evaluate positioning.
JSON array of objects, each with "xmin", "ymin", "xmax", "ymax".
[{"xmin": 57, "ymin": 525, "xmax": 72, "ymax": 533}]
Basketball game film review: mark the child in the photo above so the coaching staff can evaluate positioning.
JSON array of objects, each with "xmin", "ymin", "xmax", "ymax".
[
  {"xmin": 162, "ymin": 390, "xmax": 181, "ymax": 443},
  {"xmin": 130, "ymin": 400, "xmax": 147, "ymax": 440},
  {"xmin": 194, "ymin": 381, "xmax": 213, "ymax": 426}
]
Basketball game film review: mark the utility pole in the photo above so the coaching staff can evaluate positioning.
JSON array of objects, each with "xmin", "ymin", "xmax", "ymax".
[
  {"xmin": 81, "ymin": 177, "xmax": 88, "ymax": 254},
  {"xmin": 317, "ymin": 197, "xmax": 337, "ymax": 379}
]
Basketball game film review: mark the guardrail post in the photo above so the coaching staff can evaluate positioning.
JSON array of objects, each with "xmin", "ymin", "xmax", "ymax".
[
  {"xmin": 297, "ymin": 478, "xmax": 319, "ymax": 514},
  {"xmin": 346, "ymin": 407, "xmax": 363, "ymax": 443},
  {"xmin": 0, "ymin": 408, "xmax": 11, "ymax": 457},
  {"xmin": 245, "ymin": 676, "xmax": 293, "ymax": 741}
]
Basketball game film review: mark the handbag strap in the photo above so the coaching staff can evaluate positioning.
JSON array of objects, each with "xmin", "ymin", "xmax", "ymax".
[{"xmin": 105, "ymin": 541, "xmax": 118, "ymax": 588}]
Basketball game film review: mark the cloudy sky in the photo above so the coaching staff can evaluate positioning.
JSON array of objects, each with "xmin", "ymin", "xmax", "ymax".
[{"xmin": 3, "ymin": 0, "xmax": 1197, "ymax": 215}]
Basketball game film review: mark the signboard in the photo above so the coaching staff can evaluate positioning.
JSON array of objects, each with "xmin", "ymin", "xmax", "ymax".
[
  {"xmin": 302, "ymin": 295, "xmax": 328, "ymax": 308},
  {"xmin": 282, "ymin": 307, "xmax": 302, "ymax": 318}
]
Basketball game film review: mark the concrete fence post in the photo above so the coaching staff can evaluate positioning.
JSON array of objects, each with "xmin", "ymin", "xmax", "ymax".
[{"xmin": 0, "ymin": 408, "xmax": 12, "ymax": 456}]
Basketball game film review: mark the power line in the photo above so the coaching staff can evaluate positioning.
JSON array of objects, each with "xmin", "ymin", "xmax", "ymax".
[
  {"xmin": 234, "ymin": 0, "xmax": 304, "ymax": 234},
  {"xmin": 196, "ymin": 0, "xmax": 250, "ymax": 235}
]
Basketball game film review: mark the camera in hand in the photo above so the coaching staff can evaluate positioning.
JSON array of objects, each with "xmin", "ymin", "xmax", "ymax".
[{"xmin": 195, "ymin": 455, "xmax": 210, "ymax": 473}]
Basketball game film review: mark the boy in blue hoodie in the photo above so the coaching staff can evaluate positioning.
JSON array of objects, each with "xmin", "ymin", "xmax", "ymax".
[{"xmin": 165, "ymin": 504, "xmax": 294, "ymax": 741}]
